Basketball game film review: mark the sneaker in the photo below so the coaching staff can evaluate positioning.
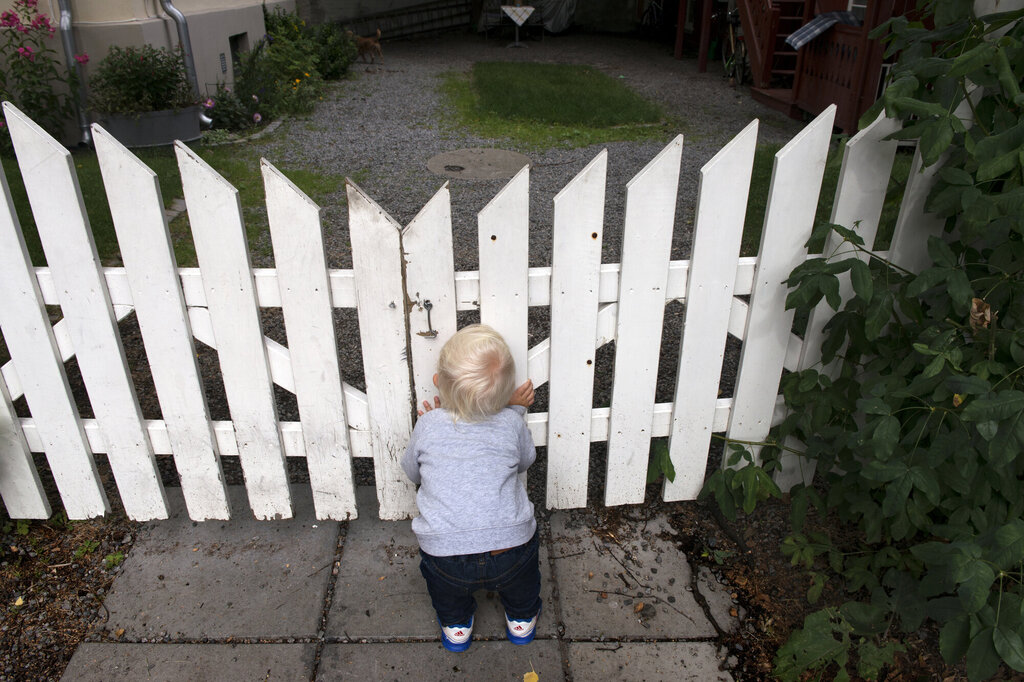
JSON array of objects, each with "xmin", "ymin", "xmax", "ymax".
[
  {"xmin": 505, "ymin": 607, "xmax": 539, "ymax": 645},
  {"xmin": 439, "ymin": 616, "xmax": 473, "ymax": 652}
]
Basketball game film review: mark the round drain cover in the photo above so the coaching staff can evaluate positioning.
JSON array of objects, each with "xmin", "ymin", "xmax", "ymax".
[{"xmin": 427, "ymin": 148, "xmax": 531, "ymax": 180}]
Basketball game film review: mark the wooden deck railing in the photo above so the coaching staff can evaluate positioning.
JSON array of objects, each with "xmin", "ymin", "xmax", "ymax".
[
  {"xmin": 737, "ymin": 0, "xmax": 780, "ymax": 88},
  {"xmin": 793, "ymin": 24, "xmax": 871, "ymax": 132}
]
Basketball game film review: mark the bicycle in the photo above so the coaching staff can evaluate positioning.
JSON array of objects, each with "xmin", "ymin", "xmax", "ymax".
[{"xmin": 720, "ymin": 7, "xmax": 750, "ymax": 86}]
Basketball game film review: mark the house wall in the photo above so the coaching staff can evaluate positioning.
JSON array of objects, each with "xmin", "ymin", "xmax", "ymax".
[{"xmin": 0, "ymin": 0, "xmax": 294, "ymax": 98}]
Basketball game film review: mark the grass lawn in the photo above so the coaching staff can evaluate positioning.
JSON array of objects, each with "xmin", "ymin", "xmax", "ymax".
[
  {"xmin": 441, "ymin": 62, "xmax": 678, "ymax": 148},
  {"xmin": 2, "ymin": 131, "xmax": 345, "ymax": 267}
]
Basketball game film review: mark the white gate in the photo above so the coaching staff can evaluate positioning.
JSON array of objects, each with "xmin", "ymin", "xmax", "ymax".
[{"xmin": 0, "ymin": 100, "xmax": 941, "ymax": 522}]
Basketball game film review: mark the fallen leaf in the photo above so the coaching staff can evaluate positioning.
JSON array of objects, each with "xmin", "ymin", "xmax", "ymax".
[
  {"xmin": 600, "ymin": 592, "xmax": 607, "ymax": 599},
  {"xmin": 524, "ymin": 674, "xmax": 538, "ymax": 682},
  {"xmin": 634, "ymin": 602, "xmax": 644, "ymax": 613},
  {"xmin": 588, "ymin": 571, "xmax": 593, "ymax": 579},
  {"xmin": 14, "ymin": 596, "xmax": 23, "ymax": 607},
  {"xmin": 953, "ymin": 393, "xmax": 964, "ymax": 408},
  {"xmin": 116, "ymin": 628, "xmax": 125, "ymax": 638},
  {"xmin": 378, "ymin": 576, "xmax": 385, "ymax": 581},
  {"xmin": 729, "ymin": 607, "xmax": 738, "ymax": 618}
]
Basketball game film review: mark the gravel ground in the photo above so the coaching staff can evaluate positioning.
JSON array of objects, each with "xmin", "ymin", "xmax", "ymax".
[{"xmin": 153, "ymin": 30, "xmax": 806, "ymax": 507}]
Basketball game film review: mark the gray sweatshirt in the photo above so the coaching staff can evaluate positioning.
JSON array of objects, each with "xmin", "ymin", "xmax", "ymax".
[{"xmin": 401, "ymin": 405, "xmax": 536, "ymax": 557}]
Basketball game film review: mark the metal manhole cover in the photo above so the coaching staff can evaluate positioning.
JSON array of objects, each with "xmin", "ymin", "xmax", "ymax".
[{"xmin": 427, "ymin": 148, "xmax": 531, "ymax": 180}]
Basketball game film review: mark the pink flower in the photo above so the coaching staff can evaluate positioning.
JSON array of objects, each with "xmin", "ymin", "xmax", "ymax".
[
  {"xmin": 18, "ymin": 0, "xmax": 39, "ymax": 8},
  {"xmin": 0, "ymin": 10, "xmax": 20, "ymax": 28},
  {"xmin": 253, "ymin": 112, "xmax": 262, "ymax": 123},
  {"xmin": 74, "ymin": 53, "xmax": 89, "ymax": 64},
  {"xmin": 31, "ymin": 14, "xmax": 51, "ymax": 31},
  {"xmin": 16, "ymin": 46, "xmax": 35, "ymax": 61},
  {"xmin": 203, "ymin": 98, "xmax": 215, "ymax": 109}
]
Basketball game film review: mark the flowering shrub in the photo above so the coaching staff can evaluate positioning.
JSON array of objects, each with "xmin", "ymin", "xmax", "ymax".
[
  {"xmin": 204, "ymin": 8, "xmax": 353, "ymax": 133},
  {"xmin": 0, "ymin": 0, "xmax": 82, "ymax": 147},
  {"xmin": 89, "ymin": 45, "xmax": 194, "ymax": 114}
]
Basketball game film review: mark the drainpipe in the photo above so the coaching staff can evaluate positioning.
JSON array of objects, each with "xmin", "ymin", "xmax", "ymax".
[
  {"xmin": 158, "ymin": 0, "xmax": 213, "ymax": 127},
  {"xmin": 56, "ymin": 0, "xmax": 91, "ymax": 146}
]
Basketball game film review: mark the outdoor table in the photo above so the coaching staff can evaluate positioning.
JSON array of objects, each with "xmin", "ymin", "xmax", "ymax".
[{"xmin": 501, "ymin": 5, "xmax": 535, "ymax": 48}]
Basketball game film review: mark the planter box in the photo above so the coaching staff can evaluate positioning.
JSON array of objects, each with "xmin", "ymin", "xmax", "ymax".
[{"xmin": 97, "ymin": 106, "xmax": 201, "ymax": 148}]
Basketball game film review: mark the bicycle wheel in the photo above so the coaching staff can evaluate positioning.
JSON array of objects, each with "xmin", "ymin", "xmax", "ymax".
[{"xmin": 735, "ymin": 39, "xmax": 749, "ymax": 86}]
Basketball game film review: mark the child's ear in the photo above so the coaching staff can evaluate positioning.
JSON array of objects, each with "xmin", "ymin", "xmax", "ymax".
[{"xmin": 433, "ymin": 373, "xmax": 439, "ymax": 387}]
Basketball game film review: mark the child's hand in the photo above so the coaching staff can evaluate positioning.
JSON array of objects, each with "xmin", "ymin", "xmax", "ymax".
[
  {"xmin": 418, "ymin": 396, "xmax": 441, "ymax": 416},
  {"xmin": 508, "ymin": 379, "xmax": 535, "ymax": 408}
]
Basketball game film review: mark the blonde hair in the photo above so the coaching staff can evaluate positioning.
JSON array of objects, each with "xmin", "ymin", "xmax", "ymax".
[{"xmin": 437, "ymin": 324, "xmax": 516, "ymax": 422}]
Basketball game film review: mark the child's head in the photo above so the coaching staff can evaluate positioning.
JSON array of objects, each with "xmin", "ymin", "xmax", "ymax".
[{"xmin": 437, "ymin": 324, "xmax": 516, "ymax": 422}]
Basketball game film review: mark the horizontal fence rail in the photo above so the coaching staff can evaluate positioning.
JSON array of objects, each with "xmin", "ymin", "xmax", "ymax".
[{"xmin": 0, "ymin": 100, "xmax": 937, "ymax": 522}]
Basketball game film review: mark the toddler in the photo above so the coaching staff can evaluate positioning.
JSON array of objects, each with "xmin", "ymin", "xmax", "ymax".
[{"xmin": 401, "ymin": 324, "xmax": 540, "ymax": 652}]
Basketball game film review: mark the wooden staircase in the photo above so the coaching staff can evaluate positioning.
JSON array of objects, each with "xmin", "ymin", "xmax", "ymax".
[{"xmin": 737, "ymin": 0, "xmax": 807, "ymax": 117}]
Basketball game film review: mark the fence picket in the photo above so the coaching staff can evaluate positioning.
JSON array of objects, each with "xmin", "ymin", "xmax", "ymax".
[
  {"xmin": 0, "ymin": 364, "xmax": 50, "ymax": 519},
  {"xmin": 263, "ymin": 160, "xmax": 357, "ymax": 520},
  {"xmin": 5, "ymin": 103, "xmax": 167, "ymax": 521},
  {"xmin": 404, "ymin": 184, "xmax": 457, "ymax": 407},
  {"xmin": 479, "ymin": 165, "xmax": 530, "ymax": 383},
  {"xmin": 347, "ymin": 181, "xmax": 418, "ymax": 520},
  {"xmin": 547, "ymin": 150, "xmax": 607, "ymax": 508},
  {"xmin": 605, "ymin": 136, "xmax": 683, "ymax": 505},
  {"xmin": 93, "ymin": 126, "xmax": 230, "ymax": 521},
  {"xmin": 727, "ymin": 106, "xmax": 836, "ymax": 462},
  {"xmin": 666, "ymin": 122, "xmax": 758, "ymax": 501},
  {"xmin": 776, "ymin": 114, "xmax": 901, "ymax": 491},
  {"xmin": 175, "ymin": 143, "xmax": 291, "ymax": 520}
]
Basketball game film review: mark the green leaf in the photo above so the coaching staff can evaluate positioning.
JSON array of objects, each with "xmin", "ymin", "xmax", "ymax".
[
  {"xmin": 840, "ymin": 601, "xmax": 888, "ymax": 635},
  {"xmin": 882, "ymin": 474, "xmax": 913, "ymax": 518},
  {"xmin": 967, "ymin": 627, "xmax": 1001, "ymax": 681},
  {"xmin": 927, "ymin": 236, "xmax": 957, "ymax": 267},
  {"xmin": 957, "ymin": 560, "xmax": 996, "ymax": 613},
  {"xmin": 946, "ymin": 375, "xmax": 992, "ymax": 395},
  {"xmin": 994, "ymin": 626, "xmax": 1024, "ymax": 672},
  {"xmin": 961, "ymin": 391, "xmax": 1024, "ymax": 421},
  {"xmin": 857, "ymin": 639, "xmax": 905, "ymax": 679},
  {"xmin": 873, "ymin": 415, "xmax": 901, "ymax": 454},
  {"xmin": 849, "ymin": 259, "xmax": 873, "ymax": 303},
  {"xmin": 864, "ymin": 291, "xmax": 893, "ymax": 340},
  {"xmin": 940, "ymin": 616, "xmax": 971, "ymax": 663},
  {"xmin": 862, "ymin": 458, "xmax": 908, "ymax": 482},
  {"xmin": 977, "ymin": 420, "xmax": 999, "ymax": 441},
  {"xmin": 990, "ymin": 520, "xmax": 1024, "ymax": 570},
  {"xmin": 857, "ymin": 397, "xmax": 891, "ymax": 415},
  {"xmin": 939, "ymin": 166, "xmax": 975, "ymax": 185},
  {"xmin": 922, "ymin": 354, "xmax": 946, "ymax": 379},
  {"xmin": 909, "ymin": 465, "xmax": 941, "ymax": 505},
  {"xmin": 920, "ymin": 116, "xmax": 955, "ymax": 166},
  {"xmin": 774, "ymin": 609, "xmax": 852, "ymax": 680}
]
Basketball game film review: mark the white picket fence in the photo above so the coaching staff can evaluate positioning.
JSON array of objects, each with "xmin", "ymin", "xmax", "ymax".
[{"xmin": 0, "ymin": 100, "xmax": 942, "ymax": 522}]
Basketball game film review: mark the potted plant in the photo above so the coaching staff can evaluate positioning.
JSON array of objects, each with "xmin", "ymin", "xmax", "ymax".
[{"xmin": 89, "ymin": 44, "xmax": 199, "ymax": 147}]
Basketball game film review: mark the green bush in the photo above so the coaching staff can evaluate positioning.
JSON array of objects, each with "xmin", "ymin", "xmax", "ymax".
[
  {"xmin": 702, "ymin": 2, "xmax": 1024, "ymax": 679},
  {"xmin": 89, "ymin": 45, "xmax": 194, "ymax": 114}
]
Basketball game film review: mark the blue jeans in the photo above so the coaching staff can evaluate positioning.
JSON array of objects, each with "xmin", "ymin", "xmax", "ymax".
[{"xmin": 419, "ymin": 531, "xmax": 542, "ymax": 627}]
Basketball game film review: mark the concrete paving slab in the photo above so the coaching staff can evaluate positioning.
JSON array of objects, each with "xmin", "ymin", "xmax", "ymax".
[
  {"xmin": 696, "ymin": 565, "xmax": 745, "ymax": 633},
  {"xmin": 567, "ymin": 642, "xmax": 733, "ymax": 681},
  {"xmin": 97, "ymin": 485, "xmax": 339, "ymax": 640},
  {"xmin": 318, "ymin": 641, "xmax": 563, "ymax": 680},
  {"xmin": 61, "ymin": 643, "xmax": 314, "ymax": 681},
  {"xmin": 327, "ymin": 487, "xmax": 556, "ymax": 640},
  {"xmin": 549, "ymin": 511, "xmax": 715, "ymax": 639}
]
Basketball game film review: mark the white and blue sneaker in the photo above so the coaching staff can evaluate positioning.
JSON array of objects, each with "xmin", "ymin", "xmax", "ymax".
[
  {"xmin": 439, "ymin": 616, "xmax": 473, "ymax": 652},
  {"xmin": 505, "ymin": 607, "xmax": 539, "ymax": 645}
]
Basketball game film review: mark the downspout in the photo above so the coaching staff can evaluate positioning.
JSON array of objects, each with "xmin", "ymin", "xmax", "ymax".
[
  {"xmin": 158, "ymin": 0, "xmax": 213, "ymax": 127},
  {"xmin": 56, "ymin": 0, "xmax": 91, "ymax": 146}
]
